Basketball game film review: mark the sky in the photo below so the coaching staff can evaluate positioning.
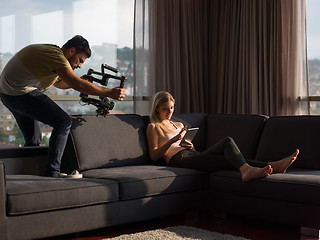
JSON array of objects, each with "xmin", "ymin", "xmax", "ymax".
[
  {"xmin": 307, "ymin": 0, "xmax": 320, "ymax": 59},
  {"xmin": 0, "ymin": 0, "xmax": 134, "ymax": 54}
]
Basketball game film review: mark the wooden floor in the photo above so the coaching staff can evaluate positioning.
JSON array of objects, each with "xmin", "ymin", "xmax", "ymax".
[{"xmin": 47, "ymin": 211, "xmax": 318, "ymax": 240}]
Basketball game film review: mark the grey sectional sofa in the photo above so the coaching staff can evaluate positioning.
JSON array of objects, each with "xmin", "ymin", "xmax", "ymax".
[{"xmin": 1, "ymin": 113, "xmax": 320, "ymax": 239}]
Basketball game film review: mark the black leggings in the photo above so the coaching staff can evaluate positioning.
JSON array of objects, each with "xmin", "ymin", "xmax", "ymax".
[{"xmin": 169, "ymin": 137, "xmax": 267, "ymax": 172}]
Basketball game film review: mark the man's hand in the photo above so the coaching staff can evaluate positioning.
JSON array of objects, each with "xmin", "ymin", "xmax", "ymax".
[
  {"xmin": 108, "ymin": 87, "xmax": 126, "ymax": 101},
  {"xmin": 56, "ymin": 67, "xmax": 126, "ymax": 100}
]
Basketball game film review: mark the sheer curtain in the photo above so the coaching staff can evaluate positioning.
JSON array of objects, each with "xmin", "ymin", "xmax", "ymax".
[
  {"xmin": 133, "ymin": 0, "xmax": 152, "ymax": 115},
  {"xmin": 280, "ymin": 0, "xmax": 309, "ymax": 115},
  {"xmin": 133, "ymin": 0, "xmax": 309, "ymax": 116}
]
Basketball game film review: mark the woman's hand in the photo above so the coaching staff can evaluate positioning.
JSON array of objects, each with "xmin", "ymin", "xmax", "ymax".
[
  {"xmin": 171, "ymin": 126, "xmax": 187, "ymax": 143},
  {"xmin": 180, "ymin": 140, "xmax": 194, "ymax": 150}
]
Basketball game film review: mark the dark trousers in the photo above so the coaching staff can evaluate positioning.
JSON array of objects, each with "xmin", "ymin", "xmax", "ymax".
[
  {"xmin": 0, "ymin": 90, "xmax": 72, "ymax": 177},
  {"xmin": 169, "ymin": 137, "xmax": 267, "ymax": 172}
]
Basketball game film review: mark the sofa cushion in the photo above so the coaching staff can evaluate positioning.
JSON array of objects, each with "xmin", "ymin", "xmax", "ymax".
[
  {"xmin": 82, "ymin": 165, "xmax": 208, "ymax": 201},
  {"xmin": 206, "ymin": 114, "xmax": 268, "ymax": 159},
  {"xmin": 62, "ymin": 114, "xmax": 149, "ymax": 172},
  {"xmin": 255, "ymin": 116, "xmax": 320, "ymax": 169},
  {"xmin": 6, "ymin": 175, "xmax": 118, "ymax": 215},
  {"xmin": 210, "ymin": 168, "xmax": 320, "ymax": 206}
]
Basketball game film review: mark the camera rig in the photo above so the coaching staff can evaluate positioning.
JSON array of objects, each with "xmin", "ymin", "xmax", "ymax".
[{"xmin": 79, "ymin": 64, "xmax": 126, "ymax": 117}]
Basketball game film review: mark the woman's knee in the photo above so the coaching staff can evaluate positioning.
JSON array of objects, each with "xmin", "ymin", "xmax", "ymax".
[
  {"xmin": 223, "ymin": 136, "xmax": 241, "ymax": 152},
  {"xmin": 223, "ymin": 136, "xmax": 235, "ymax": 145}
]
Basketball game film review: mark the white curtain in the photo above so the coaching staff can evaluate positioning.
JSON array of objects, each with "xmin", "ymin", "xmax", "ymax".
[
  {"xmin": 280, "ymin": 0, "xmax": 309, "ymax": 115},
  {"xmin": 133, "ymin": 0, "xmax": 153, "ymax": 115}
]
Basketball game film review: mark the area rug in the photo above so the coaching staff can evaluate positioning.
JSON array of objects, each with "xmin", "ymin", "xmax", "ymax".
[{"xmin": 104, "ymin": 225, "xmax": 250, "ymax": 240}]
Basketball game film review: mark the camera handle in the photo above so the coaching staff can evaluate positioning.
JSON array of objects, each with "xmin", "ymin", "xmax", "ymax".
[{"xmin": 84, "ymin": 72, "xmax": 126, "ymax": 89}]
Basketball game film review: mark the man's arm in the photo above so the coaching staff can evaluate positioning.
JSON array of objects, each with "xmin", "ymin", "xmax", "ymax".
[
  {"xmin": 55, "ymin": 67, "xmax": 125, "ymax": 100},
  {"xmin": 54, "ymin": 78, "xmax": 71, "ymax": 89}
]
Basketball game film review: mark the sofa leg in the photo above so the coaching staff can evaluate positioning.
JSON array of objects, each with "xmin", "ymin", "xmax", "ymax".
[{"xmin": 300, "ymin": 226, "xmax": 320, "ymax": 238}]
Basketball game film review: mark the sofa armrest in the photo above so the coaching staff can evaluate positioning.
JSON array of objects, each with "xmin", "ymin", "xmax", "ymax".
[{"xmin": 0, "ymin": 162, "xmax": 7, "ymax": 240}]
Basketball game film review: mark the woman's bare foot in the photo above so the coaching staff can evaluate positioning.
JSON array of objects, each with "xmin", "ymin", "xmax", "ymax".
[
  {"xmin": 240, "ymin": 164, "xmax": 273, "ymax": 182},
  {"xmin": 268, "ymin": 149, "xmax": 299, "ymax": 173}
]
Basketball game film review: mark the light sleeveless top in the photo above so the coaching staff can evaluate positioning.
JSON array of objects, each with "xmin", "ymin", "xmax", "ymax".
[{"xmin": 161, "ymin": 122, "xmax": 185, "ymax": 163}]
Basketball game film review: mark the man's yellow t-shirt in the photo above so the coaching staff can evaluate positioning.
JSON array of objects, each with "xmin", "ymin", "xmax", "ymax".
[{"xmin": 0, "ymin": 44, "xmax": 71, "ymax": 96}]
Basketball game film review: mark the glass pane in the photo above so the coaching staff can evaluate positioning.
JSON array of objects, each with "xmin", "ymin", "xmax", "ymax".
[
  {"xmin": 307, "ymin": 0, "xmax": 320, "ymax": 114},
  {"xmin": 55, "ymin": 100, "xmax": 134, "ymax": 115},
  {"xmin": 0, "ymin": 0, "xmax": 134, "ymax": 147},
  {"xmin": 310, "ymin": 101, "xmax": 320, "ymax": 115}
]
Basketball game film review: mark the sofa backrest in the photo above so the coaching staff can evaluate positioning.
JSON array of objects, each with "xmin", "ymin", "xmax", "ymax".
[
  {"xmin": 206, "ymin": 114, "xmax": 268, "ymax": 159},
  {"xmin": 61, "ymin": 114, "xmax": 149, "ymax": 172},
  {"xmin": 255, "ymin": 116, "xmax": 320, "ymax": 170}
]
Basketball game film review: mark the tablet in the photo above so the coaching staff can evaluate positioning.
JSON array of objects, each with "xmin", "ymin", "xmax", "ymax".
[{"xmin": 179, "ymin": 127, "xmax": 199, "ymax": 146}]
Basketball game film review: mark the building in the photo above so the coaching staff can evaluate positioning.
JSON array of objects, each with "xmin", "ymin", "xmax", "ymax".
[{"xmin": 0, "ymin": 113, "xmax": 14, "ymax": 131}]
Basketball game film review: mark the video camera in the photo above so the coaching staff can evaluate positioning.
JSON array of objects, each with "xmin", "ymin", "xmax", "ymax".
[{"xmin": 79, "ymin": 64, "xmax": 126, "ymax": 117}]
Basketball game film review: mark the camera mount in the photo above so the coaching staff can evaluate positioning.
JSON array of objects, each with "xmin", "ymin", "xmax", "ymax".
[{"xmin": 79, "ymin": 64, "xmax": 126, "ymax": 117}]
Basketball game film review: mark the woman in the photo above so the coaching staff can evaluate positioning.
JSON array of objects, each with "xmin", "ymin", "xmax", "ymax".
[{"xmin": 146, "ymin": 91, "xmax": 299, "ymax": 182}]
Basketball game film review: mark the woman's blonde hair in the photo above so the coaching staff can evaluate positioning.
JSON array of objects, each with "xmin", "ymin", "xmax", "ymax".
[{"xmin": 150, "ymin": 91, "xmax": 175, "ymax": 136}]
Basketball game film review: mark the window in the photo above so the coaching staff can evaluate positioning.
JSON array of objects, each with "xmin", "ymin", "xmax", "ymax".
[
  {"xmin": 307, "ymin": 0, "xmax": 320, "ymax": 114},
  {"xmin": 0, "ymin": 0, "xmax": 134, "ymax": 147}
]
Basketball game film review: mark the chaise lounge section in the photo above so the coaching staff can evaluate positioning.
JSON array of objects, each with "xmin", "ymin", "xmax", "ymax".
[
  {"xmin": 1, "ymin": 113, "xmax": 320, "ymax": 239},
  {"xmin": 209, "ymin": 115, "xmax": 320, "ymax": 232}
]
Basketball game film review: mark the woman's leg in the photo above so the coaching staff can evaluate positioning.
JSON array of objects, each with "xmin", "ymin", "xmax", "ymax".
[
  {"xmin": 169, "ymin": 137, "xmax": 272, "ymax": 182},
  {"xmin": 169, "ymin": 150, "xmax": 235, "ymax": 171},
  {"xmin": 268, "ymin": 149, "xmax": 299, "ymax": 173},
  {"xmin": 244, "ymin": 149, "xmax": 299, "ymax": 174},
  {"xmin": 203, "ymin": 137, "xmax": 273, "ymax": 181},
  {"xmin": 169, "ymin": 153, "xmax": 272, "ymax": 182},
  {"xmin": 203, "ymin": 137, "xmax": 251, "ymax": 169},
  {"xmin": 240, "ymin": 149, "xmax": 299, "ymax": 180}
]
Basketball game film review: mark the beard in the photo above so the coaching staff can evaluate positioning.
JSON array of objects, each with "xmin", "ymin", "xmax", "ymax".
[
  {"xmin": 68, "ymin": 61, "xmax": 76, "ymax": 70},
  {"xmin": 67, "ymin": 55, "xmax": 77, "ymax": 70}
]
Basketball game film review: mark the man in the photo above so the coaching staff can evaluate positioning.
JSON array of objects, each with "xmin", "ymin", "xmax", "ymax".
[{"xmin": 0, "ymin": 35, "xmax": 125, "ymax": 177}]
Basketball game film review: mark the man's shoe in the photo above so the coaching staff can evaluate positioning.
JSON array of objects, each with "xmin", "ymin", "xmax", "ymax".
[{"xmin": 59, "ymin": 170, "xmax": 83, "ymax": 179}]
